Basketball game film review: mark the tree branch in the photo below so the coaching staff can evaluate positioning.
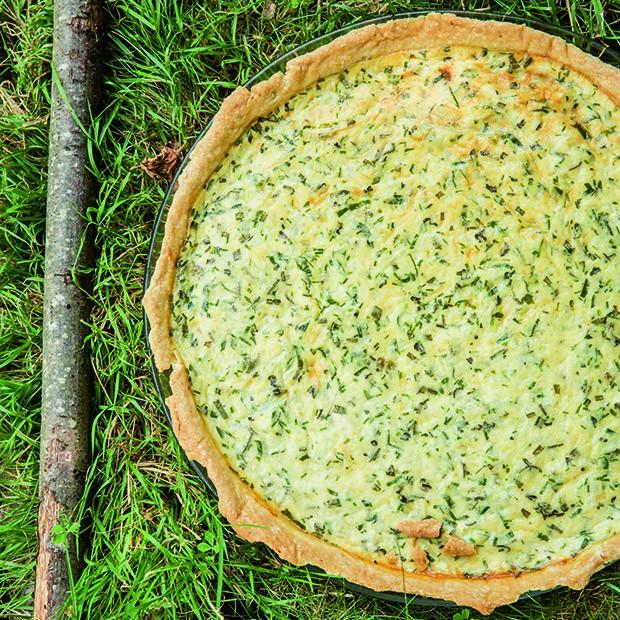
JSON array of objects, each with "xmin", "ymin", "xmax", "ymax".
[{"xmin": 35, "ymin": 1, "xmax": 101, "ymax": 618}]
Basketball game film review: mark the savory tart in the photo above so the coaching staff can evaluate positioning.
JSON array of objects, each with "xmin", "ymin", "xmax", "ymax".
[{"xmin": 144, "ymin": 13, "xmax": 620, "ymax": 614}]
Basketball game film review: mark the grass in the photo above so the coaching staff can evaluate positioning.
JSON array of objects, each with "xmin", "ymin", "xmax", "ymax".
[
  {"xmin": 1, "ymin": 1, "xmax": 50, "ymax": 616},
  {"xmin": 1, "ymin": 0, "xmax": 619, "ymax": 618}
]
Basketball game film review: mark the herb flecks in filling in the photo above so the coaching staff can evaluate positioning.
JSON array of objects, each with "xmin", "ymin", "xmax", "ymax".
[{"xmin": 172, "ymin": 46, "xmax": 620, "ymax": 576}]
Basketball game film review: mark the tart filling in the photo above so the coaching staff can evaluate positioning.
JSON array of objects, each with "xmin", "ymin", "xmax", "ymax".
[{"xmin": 173, "ymin": 45, "xmax": 619, "ymax": 577}]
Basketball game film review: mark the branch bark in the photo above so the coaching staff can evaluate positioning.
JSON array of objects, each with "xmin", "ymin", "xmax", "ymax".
[{"xmin": 35, "ymin": 1, "xmax": 101, "ymax": 618}]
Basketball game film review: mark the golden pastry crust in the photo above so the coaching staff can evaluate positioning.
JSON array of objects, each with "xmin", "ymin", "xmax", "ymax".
[
  {"xmin": 398, "ymin": 519, "xmax": 442, "ymax": 539},
  {"xmin": 143, "ymin": 13, "xmax": 620, "ymax": 614},
  {"xmin": 443, "ymin": 535, "xmax": 478, "ymax": 558},
  {"xmin": 410, "ymin": 541, "xmax": 430, "ymax": 572}
]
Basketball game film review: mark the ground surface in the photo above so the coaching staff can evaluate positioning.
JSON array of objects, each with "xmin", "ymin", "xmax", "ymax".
[{"xmin": 1, "ymin": 1, "xmax": 619, "ymax": 619}]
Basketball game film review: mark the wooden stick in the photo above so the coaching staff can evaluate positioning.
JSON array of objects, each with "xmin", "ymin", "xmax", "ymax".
[{"xmin": 35, "ymin": 0, "xmax": 101, "ymax": 618}]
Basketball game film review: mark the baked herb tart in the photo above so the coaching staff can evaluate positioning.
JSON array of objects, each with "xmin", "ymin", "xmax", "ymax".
[{"xmin": 144, "ymin": 13, "xmax": 620, "ymax": 614}]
